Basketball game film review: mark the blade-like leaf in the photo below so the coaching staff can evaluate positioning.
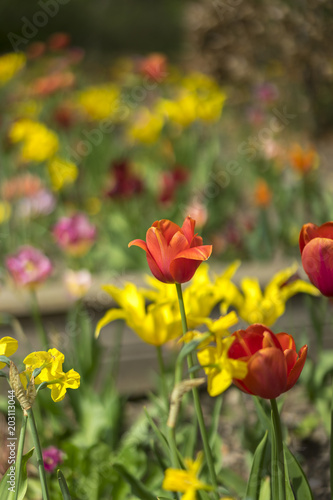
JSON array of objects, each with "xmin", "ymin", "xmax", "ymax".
[
  {"xmin": 0, "ymin": 355, "xmax": 11, "ymax": 366},
  {"xmin": 284, "ymin": 445, "xmax": 313, "ymax": 500},
  {"xmin": 112, "ymin": 463, "xmax": 156, "ymax": 500},
  {"xmin": 245, "ymin": 431, "xmax": 269, "ymax": 500},
  {"xmin": 57, "ymin": 470, "xmax": 72, "ymax": 500}
]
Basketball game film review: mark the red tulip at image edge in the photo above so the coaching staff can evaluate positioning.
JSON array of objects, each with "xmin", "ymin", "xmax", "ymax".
[
  {"xmin": 299, "ymin": 221, "xmax": 333, "ymax": 297},
  {"xmin": 128, "ymin": 216, "xmax": 212, "ymax": 284}
]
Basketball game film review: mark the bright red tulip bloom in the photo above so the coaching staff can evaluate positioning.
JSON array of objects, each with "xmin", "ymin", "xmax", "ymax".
[
  {"xmin": 299, "ymin": 222, "xmax": 333, "ymax": 297},
  {"xmin": 128, "ymin": 217, "xmax": 212, "ymax": 284},
  {"xmin": 228, "ymin": 324, "xmax": 307, "ymax": 399}
]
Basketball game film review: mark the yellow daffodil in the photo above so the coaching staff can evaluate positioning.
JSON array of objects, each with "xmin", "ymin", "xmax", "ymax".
[
  {"xmin": 23, "ymin": 348, "xmax": 65, "ymax": 384},
  {"xmin": 9, "ymin": 119, "xmax": 59, "ymax": 162},
  {"xmin": 127, "ymin": 107, "xmax": 164, "ymax": 144},
  {"xmin": 225, "ymin": 264, "xmax": 320, "ymax": 326},
  {"xmin": 0, "ymin": 201, "xmax": 11, "ymax": 224},
  {"xmin": 157, "ymin": 94, "xmax": 198, "ymax": 128},
  {"xmin": 48, "ymin": 157, "xmax": 78, "ymax": 191},
  {"xmin": 21, "ymin": 348, "xmax": 80, "ymax": 402},
  {"xmin": 197, "ymin": 337, "xmax": 247, "ymax": 397},
  {"xmin": 95, "ymin": 282, "xmax": 182, "ymax": 345},
  {"xmin": 47, "ymin": 369, "xmax": 80, "ymax": 403},
  {"xmin": 162, "ymin": 452, "xmax": 212, "ymax": 500},
  {"xmin": 0, "ymin": 337, "xmax": 18, "ymax": 369},
  {"xmin": 0, "ymin": 52, "xmax": 26, "ymax": 85},
  {"xmin": 77, "ymin": 84, "xmax": 120, "ymax": 121}
]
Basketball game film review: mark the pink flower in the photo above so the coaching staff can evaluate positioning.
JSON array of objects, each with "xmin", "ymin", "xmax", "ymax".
[
  {"xmin": 42, "ymin": 446, "xmax": 64, "ymax": 473},
  {"xmin": 6, "ymin": 246, "xmax": 52, "ymax": 288},
  {"xmin": 53, "ymin": 213, "xmax": 96, "ymax": 256}
]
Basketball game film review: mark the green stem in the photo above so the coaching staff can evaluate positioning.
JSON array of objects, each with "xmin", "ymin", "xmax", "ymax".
[
  {"xmin": 270, "ymin": 399, "xmax": 286, "ymax": 500},
  {"xmin": 26, "ymin": 408, "xmax": 50, "ymax": 500},
  {"xmin": 14, "ymin": 414, "xmax": 28, "ymax": 500},
  {"xmin": 156, "ymin": 345, "xmax": 169, "ymax": 411},
  {"xmin": 175, "ymin": 283, "xmax": 218, "ymax": 495},
  {"xmin": 30, "ymin": 291, "xmax": 49, "ymax": 350}
]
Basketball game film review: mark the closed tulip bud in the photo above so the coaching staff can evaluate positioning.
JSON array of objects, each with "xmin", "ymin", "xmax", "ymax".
[{"xmin": 228, "ymin": 324, "xmax": 307, "ymax": 399}]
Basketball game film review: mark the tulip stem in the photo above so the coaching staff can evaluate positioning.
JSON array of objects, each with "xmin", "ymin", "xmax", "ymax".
[
  {"xmin": 30, "ymin": 290, "xmax": 49, "ymax": 350},
  {"xmin": 26, "ymin": 408, "xmax": 50, "ymax": 500},
  {"xmin": 270, "ymin": 398, "xmax": 286, "ymax": 500},
  {"xmin": 156, "ymin": 345, "xmax": 169, "ymax": 411},
  {"xmin": 175, "ymin": 283, "xmax": 219, "ymax": 496},
  {"xmin": 14, "ymin": 414, "xmax": 28, "ymax": 500}
]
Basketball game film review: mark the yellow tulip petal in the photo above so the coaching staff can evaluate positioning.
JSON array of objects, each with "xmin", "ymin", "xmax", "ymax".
[{"xmin": 95, "ymin": 308, "xmax": 127, "ymax": 338}]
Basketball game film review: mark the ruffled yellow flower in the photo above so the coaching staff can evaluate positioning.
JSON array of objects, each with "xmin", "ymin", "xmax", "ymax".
[
  {"xmin": 127, "ymin": 107, "xmax": 164, "ymax": 144},
  {"xmin": 0, "ymin": 337, "xmax": 18, "ymax": 369},
  {"xmin": 9, "ymin": 119, "xmax": 59, "ymax": 162},
  {"xmin": 77, "ymin": 84, "xmax": 120, "ymax": 121},
  {"xmin": 163, "ymin": 452, "xmax": 212, "ymax": 500},
  {"xmin": 20, "ymin": 348, "xmax": 80, "ymax": 402},
  {"xmin": 0, "ymin": 52, "xmax": 26, "ymax": 85},
  {"xmin": 197, "ymin": 337, "xmax": 247, "ymax": 397},
  {"xmin": 96, "ymin": 282, "xmax": 182, "ymax": 345},
  {"xmin": 0, "ymin": 201, "xmax": 11, "ymax": 224},
  {"xmin": 48, "ymin": 157, "xmax": 78, "ymax": 191},
  {"xmin": 223, "ymin": 264, "xmax": 320, "ymax": 326}
]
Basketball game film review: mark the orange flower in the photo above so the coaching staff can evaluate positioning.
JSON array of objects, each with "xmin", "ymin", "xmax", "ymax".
[
  {"xmin": 129, "ymin": 217, "xmax": 212, "ymax": 284},
  {"xmin": 299, "ymin": 221, "xmax": 333, "ymax": 297},
  {"xmin": 254, "ymin": 179, "xmax": 272, "ymax": 207},
  {"xmin": 228, "ymin": 324, "xmax": 307, "ymax": 399},
  {"xmin": 289, "ymin": 144, "xmax": 318, "ymax": 174}
]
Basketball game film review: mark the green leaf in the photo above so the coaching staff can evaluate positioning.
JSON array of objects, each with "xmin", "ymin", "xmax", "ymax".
[
  {"xmin": 0, "ymin": 447, "xmax": 34, "ymax": 500},
  {"xmin": 245, "ymin": 432, "xmax": 269, "ymax": 500},
  {"xmin": 284, "ymin": 445, "xmax": 313, "ymax": 499},
  {"xmin": 219, "ymin": 467, "xmax": 247, "ymax": 497},
  {"xmin": 144, "ymin": 408, "xmax": 170, "ymax": 456},
  {"xmin": 157, "ymin": 497, "xmax": 174, "ymax": 500},
  {"xmin": 57, "ymin": 470, "xmax": 72, "ymax": 500},
  {"xmin": 112, "ymin": 463, "xmax": 156, "ymax": 500},
  {"xmin": 177, "ymin": 334, "xmax": 211, "ymax": 365}
]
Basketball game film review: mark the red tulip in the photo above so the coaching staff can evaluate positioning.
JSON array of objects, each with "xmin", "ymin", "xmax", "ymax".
[
  {"xmin": 228, "ymin": 324, "xmax": 307, "ymax": 399},
  {"xmin": 299, "ymin": 222, "xmax": 333, "ymax": 297},
  {"xmin": 128, "ymin": 217, "xmax": 212, "ymax": 284}
]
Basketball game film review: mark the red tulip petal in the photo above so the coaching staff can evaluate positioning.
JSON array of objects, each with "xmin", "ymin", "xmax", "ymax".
[
  {"xmin": 299, "ymin": 223, "xmax": 319, "ymax": 254},
  {"xmin": 146, "ymin": 226, "xmax": 173, "ymax": 282},
  {"xmin": 244, "ymin": 348, "xmax": 287, "ymax": 399},
  {"xmin": 152, "ymin": 219, "xmax": 180, "ymax": 244},
  {"xmin": 146, "ymin": 252, "xmax": 171, "ymax": 283},
  {"xmin": 181, "ymin": 216, "xmax": 195, "ymax": 244},
  {"xmin": 229, "ymin": 325, "xmax": 269, "ymax": 358},
  {"xmin": 172, "ymin": 244, "xmax": 212, "ymax": 262},
  {"xmin": 169, "ymin": 231, "xmax": 190, "ymax": 255},
  {"xmin": 285, "ymin": 345, "xmax": 308, "ymax": 391},
  {"xmin": 169, "ymin": 258, "xmax": 202, "ymax": 283},
  {"xmin": 191, "ymin": 234, "xmax": 203, "ymax": 247},
  {"xmin": 262, "ymin": 330, "xmax": 282, "ymax": 349},
  {"xmin": 299, "ymin": 222, "xmax": 333, "ymax": 254},
  {"xmin": 276, "ymin": 333, "xmax": 296, "ymax": 352},
  {"xmin": 128, "ymin": 239, "xmax": 148, "ymax": 251},
  {"xmin": 232, "ymin": 378, "xmax": 254, "ymax": 395},
  {"xmin": 284, "ymin": 348, "xmax": 298, "ymax": 376},
  {"xmin": 301, "ymin": 237, "xmax": 333, "ymax": 296}
]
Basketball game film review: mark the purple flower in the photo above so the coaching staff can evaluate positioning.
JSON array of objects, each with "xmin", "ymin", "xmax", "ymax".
[
  {"xmin": 53, "ymin": 213, "xmax": 96, "ymax": 256},
  {"xmin": 42, "ymin": 446, "xmax": 64, "ymax": 473},
  {"xmin": 6, "ymin": 246, "xmax": 53, "ymax": 288},
  {"xmin": 254, "ymin": 82, "xmax": 279, "ymax": 103}
]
